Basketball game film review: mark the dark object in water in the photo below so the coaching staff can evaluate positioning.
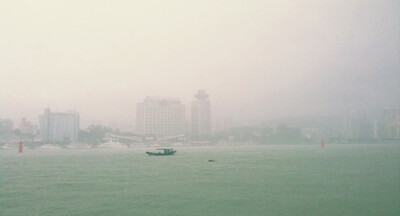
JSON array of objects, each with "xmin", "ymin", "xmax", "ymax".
[
  {"xmin": 208, "ymin": 159, "xmax": 215, "ymax": 162},
  {"xmin": 146, "ymin": 148, "xmax": 176, "ymax": 156}
]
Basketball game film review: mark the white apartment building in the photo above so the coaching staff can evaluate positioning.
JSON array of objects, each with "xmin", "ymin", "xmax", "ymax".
[
  {"xmin": 136, "ymin": 97, "xmax": 185, "ymax": 136},
  {"xmin": 39, "ymin": 108, "xmax": 79, "ymax": 142}
]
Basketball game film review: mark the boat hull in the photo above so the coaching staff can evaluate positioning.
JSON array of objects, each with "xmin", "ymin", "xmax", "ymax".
[{"xmin": 146, "ymin": 151, "xmax": 176, "ymax": 156}]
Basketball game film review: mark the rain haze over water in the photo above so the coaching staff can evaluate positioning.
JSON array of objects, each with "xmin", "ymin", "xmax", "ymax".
[
  {"xmin": 0, "ymin": 0, "xmax": 399, "ymax": 216},
  {"xmin": 0, "ymin": 0, "xmax": 399, "ymax": 127}
]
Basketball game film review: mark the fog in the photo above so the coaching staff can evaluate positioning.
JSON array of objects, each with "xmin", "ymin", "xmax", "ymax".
[{"xmin": 1, "ymin": 0, "xmax": 399, "ymax": 128}]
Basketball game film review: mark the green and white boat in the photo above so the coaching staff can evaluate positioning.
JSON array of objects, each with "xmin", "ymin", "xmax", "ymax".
[{"xmin": 146, "ymin": 148, "xmax": 176, "ymax": 156}]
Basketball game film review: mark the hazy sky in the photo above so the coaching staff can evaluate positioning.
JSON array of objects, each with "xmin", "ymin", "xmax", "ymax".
[{"xmin": 1, "ymin": 0, "xmax": 399, "ymax": 128}]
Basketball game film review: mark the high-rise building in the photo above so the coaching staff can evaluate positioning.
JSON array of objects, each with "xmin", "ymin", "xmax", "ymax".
[
  {"xmin": 191, "ymin": 90, "xmax": 211, "ymax": 137},
  {"xmin": 0, "ymin": 119, "xmax": 13, "ymax": 132},
  {"xmin": 39, "ymin": 108, "xmax": 79, "ymax": 142},
  {"xmin": 19, "ymin": 118, "xmax": 36, "ymax": 135},
  {"xmin": 384, "ymin": 108, "xmax": 400, "ymax": 138},
  {"xmin": 136, "ymin": 97, "xmax": 185, "ymax": 136}
]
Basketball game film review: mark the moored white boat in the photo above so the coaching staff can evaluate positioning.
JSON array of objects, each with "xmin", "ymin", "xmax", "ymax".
[
  {"xmin": 40, "ymin": 144, "xmax": 62, "ymax": 149},
  {"xmin": 97, "ymin": 140, "xmax": 127, "ymax": 148},
  {"xmin": 0, "ymin": 143, "xmax": 15, "ymax": 150},
  {"xmin": 67, "ymin": 142, "xmax": 91, "ymax": 149}
]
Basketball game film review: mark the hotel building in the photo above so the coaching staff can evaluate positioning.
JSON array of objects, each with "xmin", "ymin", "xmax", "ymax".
[
  {"xmin": 39, "ymin": 108, "xmax": 79, "ymax": 142},
  {"xmin": 136, "ymin": 97, "xmax": 185, "ymax": 136}
]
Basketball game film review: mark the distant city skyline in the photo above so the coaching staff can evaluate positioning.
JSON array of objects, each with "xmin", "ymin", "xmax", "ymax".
[
  {"xmin": 1, "ymin": 101, "xmax": 399, "ymax": 130},
  {"xmin": 1, "ymin": 105, "xmax": 399, "ymax": 143}
]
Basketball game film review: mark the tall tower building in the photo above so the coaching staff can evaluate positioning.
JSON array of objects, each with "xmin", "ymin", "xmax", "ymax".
[
  {"xmin": 191, "ymin": 90, "xmax": 211, "ymax": 138},
  {"xmin": 39, "ymin": 108, "xmax": 79, "ymax": 142},
  {"xmin": 136, "ymin": 97, "xmax": 185, "ymax": 136}
]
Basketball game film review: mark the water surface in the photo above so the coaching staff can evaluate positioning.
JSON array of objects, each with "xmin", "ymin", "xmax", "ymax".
[{"xmin": 1, "ymin": 144, "xmax": 399, "ymax": 216}]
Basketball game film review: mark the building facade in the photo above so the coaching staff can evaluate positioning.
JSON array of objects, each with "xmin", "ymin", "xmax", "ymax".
[
  {"xmin": 384, "ymin": 108, "xmax": 400, "ymax": 138},
  {"xmin": 19, "ymin": 118, "xmax": 37, "ymax": 135},
  {"xmin": 0, "ymin": 119, "xmax": 13, "ymax": 132},
  {"xmin": 191, "ymin": 90, "xmax": 211, "ymax": 137},
  {"xmin": 136, "ymin": 97, "xmax": 185, "ymax": 137},
  {"xmin": 39, "ymin": 108, "xmax": 79, "ymax": 142}
]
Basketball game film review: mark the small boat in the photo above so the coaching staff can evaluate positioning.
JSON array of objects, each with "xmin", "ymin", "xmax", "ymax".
[
  {"xmin": 146, "ymin": 148, "xmax": 176, "ymax": 156},
  {"xmin": 97, "ymin": 139, "xmax": 127, "ymax": 149}
]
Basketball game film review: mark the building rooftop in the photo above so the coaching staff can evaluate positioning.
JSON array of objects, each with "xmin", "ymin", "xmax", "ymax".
[
  {"xmin": 144, "ymin": 97, "xmax": 181, "ymax": 104},
  {"xmin": 194, "ymin": 90, "xmax": 209, "ymax": 100}
]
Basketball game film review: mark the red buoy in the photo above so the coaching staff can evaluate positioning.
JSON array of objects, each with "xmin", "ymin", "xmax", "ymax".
[
  {"xmin": 19, "ymin": 141, "xmax": 23, "ymax": 153},
  {"xmin": 321, "ymin": 139, "xmax": 325, "ymax": 148}
]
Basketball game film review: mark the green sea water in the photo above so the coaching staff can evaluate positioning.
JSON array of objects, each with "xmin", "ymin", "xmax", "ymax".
[{"xmin": 1, "ymin": 144, "xmax": 399, "ymax": 216}]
